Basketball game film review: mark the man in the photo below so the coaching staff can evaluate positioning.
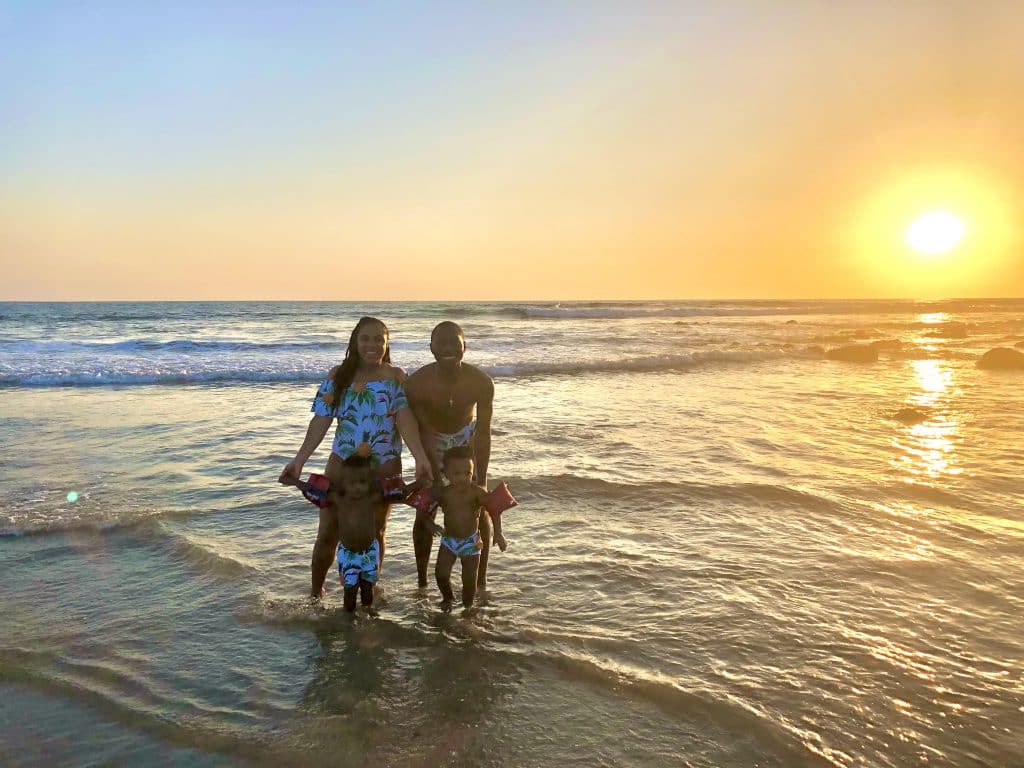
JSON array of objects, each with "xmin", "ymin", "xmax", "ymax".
[{"xmin": 405, "ymin": 321, "xmax": 496, "ymax": 589}]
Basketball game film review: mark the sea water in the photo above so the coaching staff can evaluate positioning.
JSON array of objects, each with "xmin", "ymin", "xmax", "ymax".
[{"xmin": 1, "ymin": 300, "xmax": 1022, "ymax": 766}]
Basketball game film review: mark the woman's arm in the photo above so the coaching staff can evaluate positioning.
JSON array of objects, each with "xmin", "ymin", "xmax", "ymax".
[
  {"xmin": 279, "ymin": 415, "xmax": 333, "ymax": 482},
  {"xmin": 396, "ymin": 407, "xmax": 434, "ymax": 481}
]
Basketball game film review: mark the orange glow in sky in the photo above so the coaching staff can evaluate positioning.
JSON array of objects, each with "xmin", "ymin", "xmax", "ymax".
[{"xmin": 2, "ymin": 4, "xmax": 1022, "ymax": 300}]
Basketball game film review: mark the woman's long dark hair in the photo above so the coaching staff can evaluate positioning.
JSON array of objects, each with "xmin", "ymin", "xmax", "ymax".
[{"xmin": 330, "ymin": 316, "xmax": 391, "ymax": 405}]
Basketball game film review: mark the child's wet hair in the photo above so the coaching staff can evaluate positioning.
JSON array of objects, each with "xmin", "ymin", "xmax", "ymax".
[
  {"xmin": 442, "ymin": 445, "xmax": 474, "ymax": 468},
  {"xmin": 342, "ymin": 454, "xmax": 373, "ymax": 470}
]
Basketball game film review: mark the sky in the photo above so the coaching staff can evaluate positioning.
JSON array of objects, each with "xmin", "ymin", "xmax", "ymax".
[{"xmin": 2, "ymin": 1, "xmax": 1023, "ymax": 301}]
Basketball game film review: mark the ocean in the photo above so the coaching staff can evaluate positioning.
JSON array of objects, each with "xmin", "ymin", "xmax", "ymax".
[{"xmin": 1, "ymin": 299, "xmax": 1022, "ymax": 767}]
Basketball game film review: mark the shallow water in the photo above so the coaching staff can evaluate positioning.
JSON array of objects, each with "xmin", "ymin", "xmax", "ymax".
[{"xmin": 1, "ymin": 300, "xmax": 1022, "ymax": 766}]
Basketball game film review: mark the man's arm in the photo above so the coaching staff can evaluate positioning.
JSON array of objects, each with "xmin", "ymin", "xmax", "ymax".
[
  {"xmin": 404, "ymin": 370, "xmax": 441, "ymax": 480},
  {"xmin": 472, "ymin": 373, "xmax": 494, "ymax": 487}
]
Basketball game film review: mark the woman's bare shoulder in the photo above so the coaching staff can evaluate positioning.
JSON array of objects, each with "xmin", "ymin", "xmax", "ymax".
[{"xmin": 382, "ymin": 364, "xmax": 408, "ymax": 383}]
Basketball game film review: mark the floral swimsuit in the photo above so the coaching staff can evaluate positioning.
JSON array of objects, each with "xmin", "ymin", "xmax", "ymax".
[{"xmin": 311, "ymin": 376, "xmax": 409, "ymax": 466}]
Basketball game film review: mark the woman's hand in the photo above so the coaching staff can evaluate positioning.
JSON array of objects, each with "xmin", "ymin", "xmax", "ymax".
[{"xmin": 279, "ymin": 458, "xmax": 304, "ymax": 485}]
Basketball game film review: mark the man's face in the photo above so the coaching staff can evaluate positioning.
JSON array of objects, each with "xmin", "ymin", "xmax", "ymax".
[{"xmin": 431, "ymin": 327, "xmax": 465, "ymax": 367}]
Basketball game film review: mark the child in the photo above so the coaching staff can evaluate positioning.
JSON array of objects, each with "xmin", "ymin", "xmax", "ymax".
[
  {"xmin": 282, "ymin": 467, "xmax": 430, "ymax": 610},
  {"xmin": 332, "ymin": 455, "xmax": 388, "ymax": 612},
  {"xmin": 428, "ymin": 446, "xmax": 508, "ymax": 609}
]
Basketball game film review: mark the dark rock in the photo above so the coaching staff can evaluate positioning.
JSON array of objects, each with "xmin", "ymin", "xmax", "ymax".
[
  {"xmin": 977, "ymin": 347, "xmax": 1024, "ymax": 370},
  {"xmin": 869, "ymin": 338, "xmax": 902, "ymax": 351},
  {"xmin": 825, "ymin": 344, "xmax": 879, "ymax": 363},
  {"xmin": 892, "ymin": 407, "xmax": 928, "ymax": 425}
]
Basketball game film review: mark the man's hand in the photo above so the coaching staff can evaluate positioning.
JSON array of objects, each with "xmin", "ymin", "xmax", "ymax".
[{"xmin": 414, "ymin": 456, "xmax": 434, "ymax": 483}]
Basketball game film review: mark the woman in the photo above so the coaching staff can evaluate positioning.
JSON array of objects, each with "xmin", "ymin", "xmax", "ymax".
[{"xmin": 280, "ymin": 316, "xmax": 432, "ymax": 599}]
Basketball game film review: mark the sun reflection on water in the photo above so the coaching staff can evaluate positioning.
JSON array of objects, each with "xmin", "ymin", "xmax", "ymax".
[
  {"xmin": 892, "ymin": 360, "xmax": 963, "ymax": 480},
  {"xmin": 916, "ymin": 312, "xmax": 949, "ymax": 326}
]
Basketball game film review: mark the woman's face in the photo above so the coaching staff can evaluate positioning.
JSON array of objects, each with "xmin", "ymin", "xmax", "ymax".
[{"xmin": 356, "ymin": 321, "xmax": 388, "ymax": 365}]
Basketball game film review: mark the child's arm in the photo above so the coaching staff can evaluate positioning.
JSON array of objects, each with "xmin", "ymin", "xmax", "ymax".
[
  {"xmin": 418, "ymin": 508, "xmax": 444, "ymax": 537},
  {"xmin": 491, "ymin": 513, "xmax": 507, "ymax": 552},
  {"xmin": 420, "ymin": 483, "xmax": 445, "ymax": 536},
  {"xmin": 477, "ymin": 486, "xmax": 507, "ymax": 552}
]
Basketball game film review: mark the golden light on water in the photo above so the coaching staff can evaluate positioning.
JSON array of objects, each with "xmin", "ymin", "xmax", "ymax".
[
  {"xmin": 892, "ymin": 359, "xmax": 963, "ymax": 481},
  {"xmin": 905, "ymin": 211, "xmax": 965, "ymax": 255}
]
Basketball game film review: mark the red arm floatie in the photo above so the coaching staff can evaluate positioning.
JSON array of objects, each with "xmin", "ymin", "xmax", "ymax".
[
  {"xmin": 484, "ymin": 482, "xmax": 517, "ymax": 519},
  {"xmin": 403, "ymin": 485, "xmax": 435, "ymax": 515},
  {"xmin": 300, "ymin": 473, "xmax": 331, "ymax": 508}
]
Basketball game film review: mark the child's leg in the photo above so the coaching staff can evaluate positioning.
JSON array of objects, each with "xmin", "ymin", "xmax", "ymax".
[
  {"xmin": 359, "ymin": 578, "xmax": 373, "ymax": 607},
  {"xmin": 435, "ymin": 544, "xmax": 457, "ymax": 603},
  {"xmin": 343, "ymin": 584, "xmax": 358, "ymax": 612},
  {"xmin": 461, "ymin": 554, "xmax": 480, "ymax": 608}
]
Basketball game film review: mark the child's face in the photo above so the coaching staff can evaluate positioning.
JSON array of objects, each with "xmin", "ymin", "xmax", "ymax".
[
  {"xmin": 443, "ymin": 457, "xmax": 474, "ymax": 487},
  {"xmin": 341, "ymin": 467, "xmax": 373, "ymax": 498}
]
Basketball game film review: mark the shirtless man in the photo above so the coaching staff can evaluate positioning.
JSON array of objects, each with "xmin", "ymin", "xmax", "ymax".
[{"xmin": 405, "ymin": 322, "xmax": 495, "ymax": 588}]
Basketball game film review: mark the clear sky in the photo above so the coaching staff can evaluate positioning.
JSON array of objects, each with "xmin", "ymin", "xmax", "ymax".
[{"xmin": 2, "ymin": 2, "xmax": 1022, "ymax": 300}]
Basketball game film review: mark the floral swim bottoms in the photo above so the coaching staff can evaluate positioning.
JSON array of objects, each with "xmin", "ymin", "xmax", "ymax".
[
  {"xmin": 440, "ymin": 531, "xmax": 481, "ymax": 558},
  {"xmin": 337, "ymin": 539, "xmax": 380, "ymax": 587}
]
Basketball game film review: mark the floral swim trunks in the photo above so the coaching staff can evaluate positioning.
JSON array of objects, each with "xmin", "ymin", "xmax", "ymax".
[
  {"xmin": 433, "ymin": 420, "xmax": 476, "ymax": 455},
  {"xmin": 337, "ymin": 540, "xmax": 380, "ymax": 587},
  {"xmin": 440, "ymin": 531, "xmax": 482, "ymax": 558}
]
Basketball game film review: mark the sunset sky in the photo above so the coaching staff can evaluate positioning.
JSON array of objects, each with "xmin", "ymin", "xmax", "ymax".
[{"xmin": 3, "ymin": 2, "xmax": 1023, "ymax": 301}]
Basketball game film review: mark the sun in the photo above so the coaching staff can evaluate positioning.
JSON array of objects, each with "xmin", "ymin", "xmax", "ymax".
[{"xmin": 905, "ymin": 210, "xmax": 965, "ymax": 255}]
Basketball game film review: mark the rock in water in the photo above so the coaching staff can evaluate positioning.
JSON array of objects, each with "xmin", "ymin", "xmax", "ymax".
[
  {"xmin": 825, "ymin": 344, "xmax": 879, "ymax": 363},
  {"xmin": 892, "ymin": 407, "xmax": 928, "ymax": 425},
  {"xmin": 869, "ymin": 338, "xmax": 901, "ymax": 351},
  {"xmin": 977, "ymin": 348, "xmax": 1024, "ymax": 370}
]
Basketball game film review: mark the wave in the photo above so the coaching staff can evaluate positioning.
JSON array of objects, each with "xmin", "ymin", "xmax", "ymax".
[
  {"xmin": 160, "ymin": 526, "xmax": 260, "ymax": 578},
  {"xmin": 506, "ymin": 299, "xmax": 1024, "ymax": 321},
  {"xmin": 487, "ymin": 348, "xmax": 818, "ymax": 377},
  {"xmin": 0, "ymin": 369, "xmax": 325, "ymax": 388},
  {"xmin": 515, "ymin": 474, "xmax": 845, "ymax": 513},
  {"xmin": 0, "ymin": 506, "xmax": 200, "ymax": 538},
  {"xmin": 520, "ymin": 648, "xmax": 839, "ymax": 766},
  {"xmin": 0, "ymin": 348, "xmax": 822, "ymax": 388},
  {"xmin": 513, "ymin": 305, "xmax": 793, "ymax": 319},
  {"xmin": 1, "ymin": 472, "xmax": 837, "ymax": 537},
  {"xmin": 0, "ymin": 338, "xmax": 348, "ymax": 354},
  {"xmin": 0, "ymin": 339, "xmax": 421, "ymax": 358}
]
